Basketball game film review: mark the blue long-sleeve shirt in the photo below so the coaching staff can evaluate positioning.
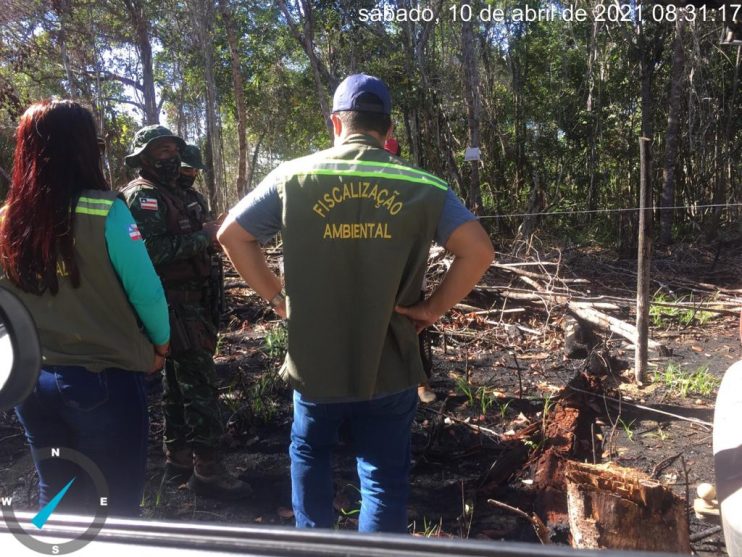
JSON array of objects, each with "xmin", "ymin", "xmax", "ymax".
[{"xmin": 104, "ymin": 198, "xmax": 170, "ymax": 345}]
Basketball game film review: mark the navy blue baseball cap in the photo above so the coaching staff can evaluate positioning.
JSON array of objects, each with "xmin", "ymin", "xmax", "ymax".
[{"xmin": 332, "ymin": 74, "xmax": 391, "ymax": 115}]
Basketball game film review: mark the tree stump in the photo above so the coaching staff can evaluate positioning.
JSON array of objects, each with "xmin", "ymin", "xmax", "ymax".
[{"xmin": 565, "ymin": 461, "xmax": 690, "ymax": 552}]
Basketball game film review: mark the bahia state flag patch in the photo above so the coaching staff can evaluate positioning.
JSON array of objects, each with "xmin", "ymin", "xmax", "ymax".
[
  {"xmin": 128, "ymin": 223, "xmax": 142, "ymax": 241},
  {"xmin": 139, "ymin": 197, "xmax": 159, "ymax": 211}
]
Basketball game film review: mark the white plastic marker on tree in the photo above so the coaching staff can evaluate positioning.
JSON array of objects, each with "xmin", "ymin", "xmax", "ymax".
[{"xmin": 464, "ymin": 146, "xmax": 481, "ymax": 161}]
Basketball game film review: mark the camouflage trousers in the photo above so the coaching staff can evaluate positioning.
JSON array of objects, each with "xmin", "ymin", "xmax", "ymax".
[{"xmin": 162, "ymin": 347, "xmax": 223, "ymax": 454}]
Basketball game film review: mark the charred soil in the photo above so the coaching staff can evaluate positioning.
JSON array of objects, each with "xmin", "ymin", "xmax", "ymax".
[{"xmin": 1, "ymin": 241, "xmax": 740, "ymax": 555}]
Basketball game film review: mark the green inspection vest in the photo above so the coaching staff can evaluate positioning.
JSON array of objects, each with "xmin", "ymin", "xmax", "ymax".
[
  {"xmin": 277, "ymin": 134, "xmax": 448, "ymax": 399},
  {"xmin": 0, "ymin": 190, "xmax": 153, "ymax": 373}
]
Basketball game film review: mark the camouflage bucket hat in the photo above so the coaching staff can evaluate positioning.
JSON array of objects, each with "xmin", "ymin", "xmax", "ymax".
[
  {"xmin": 181, "ymin": 144, "xmax": 207, "ymax": 170},
  {"xmin": 125, "ymin": 125, "xmax": 186, "ymax": 168}
]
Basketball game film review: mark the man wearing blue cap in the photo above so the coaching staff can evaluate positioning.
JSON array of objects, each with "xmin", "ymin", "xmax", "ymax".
[{"xmin": 218, "ymin": 74, "xmax": 494, "ymax": 532}]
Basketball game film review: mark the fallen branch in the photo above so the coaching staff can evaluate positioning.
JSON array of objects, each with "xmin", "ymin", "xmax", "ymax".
[
  {"xmin": 454, "ymin": 303, "xmax": 526, "ymax": 315},
  {"xmin": 418, "ymin": 405, "xmax": 503, "ymax": 440},
  {"xmin": 491, "ymin": 262, "xmax": 590, "ymax": 284},
  {"xmin": 474, "ymin": 285, "xmax": 739, "ymax": 314},
  {"xmin": 651, "ymin": 452, "xmax": 683, "ymax": 479},
  {"xmin": 567, "ymin": 304, "xmax": 664, "ymax": 351},
  {"xmin": 690, "ymin": 525, "xmax": 722, "ymax": 542},
  {"xmin": 567, "ymin": 385, "xmax": 712, "ymax": 428},
  {"xmin": 487, "ymin": 499, "xmax": 551, "ymax": 544}
]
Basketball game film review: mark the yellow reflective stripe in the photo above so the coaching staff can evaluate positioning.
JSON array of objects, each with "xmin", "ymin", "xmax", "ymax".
[
  {"xmin": 80, "ymin": 196, "xmax": 113, "ymax": 205},
  {"xmin": 78, "ymin": 196, "xmax": 114, "ymax": 208},
  {"xmin": 317, "ymin": 159, "xmax": 448, "ymax": 189},
  {"xmin": 76, "ymin": 195, "xmax": 114, "ymax": 217},
  {"xmin": 75, "ymin": 207, "xmax": 109, "ymax": 216},
  {"xmin": 290, "ymin": 168, "xmax": 448, "ymax": 191}
]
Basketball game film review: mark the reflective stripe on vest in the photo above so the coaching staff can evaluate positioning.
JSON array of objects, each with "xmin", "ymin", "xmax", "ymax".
[
  {"xmin": 76, "ymin": 196, "xmax": 114, "ymax": 216},
  {"xmin": 283, "ymin": 159, "xmax": 448, "ymax": 191}
]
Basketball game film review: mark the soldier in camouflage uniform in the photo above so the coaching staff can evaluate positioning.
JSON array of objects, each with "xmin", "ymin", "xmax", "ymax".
[{"xmin": 121, "ymin": 126, "xmax": 251, "ymax": 499}]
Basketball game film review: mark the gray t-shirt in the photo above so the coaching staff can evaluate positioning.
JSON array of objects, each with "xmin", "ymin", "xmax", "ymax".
[{"xmin": 230, "ymin": 170, "xmax": 476, "ymax": 245}]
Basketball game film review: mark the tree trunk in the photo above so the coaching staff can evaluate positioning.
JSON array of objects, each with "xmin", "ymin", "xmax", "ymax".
[
  {"xmin": 203, "ymin": 123, "xmax": 215, "ymax": 202},
  {"xmin": 511, "ymin": 55, "xmax": 526, "ymax": 196},
  {"xmin": 247, "ymin": 132, "xmax": 265, "ymax": 191},
  {"xmin": 585, "ymin": 18, "xmax": 601, "ymax": 212},
  {"xmin": 176, "ymin": 59, "xmax": 186, "ymax": 138},
  {"xmin": 276, "ymin": 0, "xmax": 335, "ymax": 135},
  {"xmin": 520, "ymin": 170, "xmax": 544, "ymax": 238},
  {"xmin": 218, "ymin": 0, "xmax": 251, "ymax": 197},
  {"xmin": 52, "ymin": 0, "xmax": 78, "ymax": 98},
  {"xmin": 659, "ymin": 18, "xmax": 686, "ymax": 245},
  {"xmin": 719, "ymin": 46, "xmax": 741, "ymax": 230},
  {"xmin": 402, "ymin": 108, "xmax": 416, "ymax": 163},
  {"xmin": 188, "ymin": 0, "xmax": 223, "ymax": 212},
  {"xmin": 461, "ymin": 17, "xmax": 483, "ymax": 214},
  {"xmin": 122, "ymin": 0, "xmax": 158, "ymax": 124}
]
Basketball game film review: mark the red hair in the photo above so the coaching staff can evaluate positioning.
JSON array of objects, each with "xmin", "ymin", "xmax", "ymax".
[{"xmin": 0, "ymin": 100, "xmax": 109, "ymax": 294}]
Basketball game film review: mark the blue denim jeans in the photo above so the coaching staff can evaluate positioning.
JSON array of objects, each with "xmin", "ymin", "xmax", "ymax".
[
  {"xmin": 14, "ymin": 366, "xmax": 149, "ymax": 517},
  {"xmin": 289, "ymin": 387, "xmax": 418, "ymax": 533}
]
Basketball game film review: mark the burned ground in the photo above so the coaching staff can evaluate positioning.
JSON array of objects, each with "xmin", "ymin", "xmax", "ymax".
[{"xmin": 1, "ymin": 241, "xmax": 740, "ymax": 554}]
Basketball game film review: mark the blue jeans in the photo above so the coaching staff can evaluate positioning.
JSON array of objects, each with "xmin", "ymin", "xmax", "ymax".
[
  {"xmin": 289, "ymin": 387, "xmax": 418, "ymax": 533},
  {"xmin": 14, "ymin": 366, "xmax": 149, "ymax": 517}
]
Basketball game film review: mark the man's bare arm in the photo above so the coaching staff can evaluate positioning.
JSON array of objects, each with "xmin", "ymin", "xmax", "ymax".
[{"xmin": 217, "ymin": 214, "xmax": 286, "ymax": 318}]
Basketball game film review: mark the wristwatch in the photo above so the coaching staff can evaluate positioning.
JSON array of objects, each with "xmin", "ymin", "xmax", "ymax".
[{"xmin": 269, "ymin": 290, "xmax": 286, "ymax": 308}]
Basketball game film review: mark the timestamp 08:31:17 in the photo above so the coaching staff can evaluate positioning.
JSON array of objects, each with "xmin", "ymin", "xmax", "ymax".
[{"xmin": 629, "ymin": 3, "xmax": 739, "ymax": 23}]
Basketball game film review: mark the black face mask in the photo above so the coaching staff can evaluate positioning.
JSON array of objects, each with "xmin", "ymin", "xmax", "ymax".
[
  {"xmin": 151, "ymin": 155, "xmax": 181, "ymax": 184},
  {"xmin": 177, "ymin": 174, "xmax": 197, "ymax": 189}
]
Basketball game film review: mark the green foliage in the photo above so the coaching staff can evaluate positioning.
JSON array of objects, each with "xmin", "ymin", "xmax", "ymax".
[
  {"xmin": 247, "ymin": 370, "xmax": 282, "ymax": 423},
  {"xmin": 455, "ymin": 378, "xmax": 505, "ymax": 418},
  {"xmin": 649, "ymin": 292, "xmax": 716, "ymax": 328},
  {"xmin": 455, "ymin": 376, "xmax": 475, "ymax": 406},
  {"xmin": 335, "ymin": 484, "xmax": 362, "ymax": 529},
  {"xmin": 242, "ymin": 322, "xmax": 288, "ymax": 423},
  {"xmin": 0, "ymin": 0, "xmax": 738, "ymax": 238},
  {"xmin": 497, "ymin": 399, "xmax": 511, "ymax": 419},
  {"xmin": 409, "ymin": 516, "xmax": 444, "ymax": 537},
  {"xmin": 542, "ymin": 393, "xmax": 554, "ymax": 432},
  {"xmin": 653, "ymin": 363, "xmax": 720, "ymax": 398},
  {"xmin": 618, "ymin": 418, "xmax": 636, "ymax": 443},
  {"xmin": 262, "ymin": 323, "xmax": 288, "ymax": 361}
]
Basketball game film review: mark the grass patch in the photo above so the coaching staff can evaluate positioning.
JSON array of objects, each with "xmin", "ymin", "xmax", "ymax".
[
  {"xmin": 409, "ymin": 516, "xmax": 444, "ymax": 537},
  {"xmin": 653, "ymin": 363, "xmax": 719, "ymax": 398},
  {"xmin": 618, "ymin": 417, "xmax": 636, "ymax": 442},
  {"xmin": 649, "ymin": 292, "xmax": 716, "ymax": 328},
  {"xmin": 455, "ymin": 378, "xmax": 503, "ymax": 418},
  {"xmin": 263, "ymin": 322, "xmax": 288, "ymax": 360},
  {"xmin": 247, "ymin": 370, "xmax": 284, "ymax": 423}
]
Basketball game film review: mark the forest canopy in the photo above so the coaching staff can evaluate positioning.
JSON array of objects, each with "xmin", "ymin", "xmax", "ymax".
[{"xmin": 0, "ymin": 0, "xmax": 739, "ymax": 247}]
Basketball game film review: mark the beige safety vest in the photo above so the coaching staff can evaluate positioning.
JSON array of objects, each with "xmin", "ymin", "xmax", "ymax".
[
  {"xmin": 0, "ymin": 190, "xmax": 153, "ymax": 372},
  {"xmin": 277, "ymin": 134, "xmax": 448, "ymax": 399}
]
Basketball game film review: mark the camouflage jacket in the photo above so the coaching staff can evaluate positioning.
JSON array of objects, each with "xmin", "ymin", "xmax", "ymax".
[{"xmin": 121, "ymin": 171, "xmax": 211, "ymax": 294}]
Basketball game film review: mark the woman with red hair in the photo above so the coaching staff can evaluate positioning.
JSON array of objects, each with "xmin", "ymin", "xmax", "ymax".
[{"xmin": 0, "ymin": 100, "xmax": 170, "ymax": 516}]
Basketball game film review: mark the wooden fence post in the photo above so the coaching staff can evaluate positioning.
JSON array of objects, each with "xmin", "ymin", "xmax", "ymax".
[{"xmin": 635, "ymin": 136, "xmax": 653, "ymax": 384}]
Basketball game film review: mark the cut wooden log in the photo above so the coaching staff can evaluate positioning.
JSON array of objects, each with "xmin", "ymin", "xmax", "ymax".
[
  {"xmin": 482, "ymin": 284, "xmax": 666, "ymax": 351},
  {"xmin": 567, "ymin": 304, "xmax": 664, "ymax": 352},
  {"xmin": 565, "ymin": 461, "xmax": 690, "ymax": 553}
]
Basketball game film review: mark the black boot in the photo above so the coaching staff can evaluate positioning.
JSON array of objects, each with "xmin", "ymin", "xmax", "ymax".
[{"xmin": 164, "ymin": 445, "xmax": 193, "ymax": 484}]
